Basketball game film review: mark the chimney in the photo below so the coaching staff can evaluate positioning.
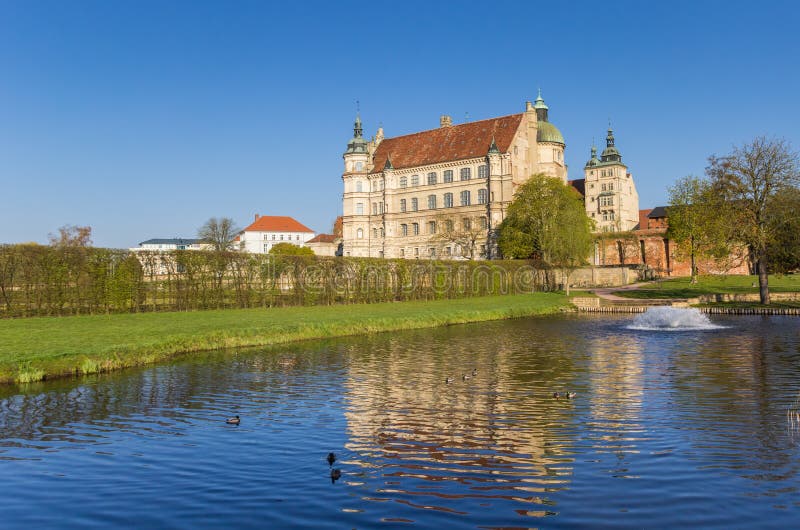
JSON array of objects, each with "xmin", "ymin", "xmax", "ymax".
[
  {"xmin": 254, "ymin": 213, "xmax": 260, "ymax": 221},
  {"xmin": 439, "ymin": 115, "xmax": 452, "ymax": 128}
]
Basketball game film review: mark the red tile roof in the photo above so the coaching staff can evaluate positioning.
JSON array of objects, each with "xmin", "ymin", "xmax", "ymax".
[
  {"xmin": 307, "ymin": 234, "xmax": 338, "ymax": 244},
  {"xmin": 243, "ymin": 216, "xmax": 314, "ymax": 233},
  {"xmin": 370, "ymin": 114, "xmax": 524, "ymax": 173}
]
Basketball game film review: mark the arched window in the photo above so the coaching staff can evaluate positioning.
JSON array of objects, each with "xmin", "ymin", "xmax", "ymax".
[{"xmin": 356, "ymin": 228, "xmax": 364, "ymax": 239}]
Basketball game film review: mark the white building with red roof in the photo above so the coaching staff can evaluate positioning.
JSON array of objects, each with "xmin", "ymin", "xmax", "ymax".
[{"xmin": 239, "ymin": 214, "xmax": 316, "ymax": 254}]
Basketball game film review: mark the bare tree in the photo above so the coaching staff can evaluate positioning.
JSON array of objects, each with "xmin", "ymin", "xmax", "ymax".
[
  {"xmin": 198, "ymin": 217, "xmax": 240, "ymax": 252},
  {"xmin": 48, "ymin": 225, "xmax": 92, "ymax": 247},
  {"xmin": 431, "ymin": 213, "xmax": 487, "ymax": 259},
  {"xmin": 706, "ymin": 137, "xmax": 799, "ymax": 304}
]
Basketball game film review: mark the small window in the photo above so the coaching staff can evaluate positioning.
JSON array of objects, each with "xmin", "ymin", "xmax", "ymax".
[
  {"xmin": 414, "ymin": 247, "xmax": 419, "ymax": 256},
  {"xmin": 444, "ymin": 192, "xmax": 453, "ymax": 208},
  {"xmin": 400, "ymin": 199, "xmax": 407, "ymax": 212},
  {"xmin": 477, "ymin": 189, "xmax": 487, "ymax": 204},
  {"xmin": 463, "ymin": 217, "xmax": 471, "ymax": 230},
  {"xmin": 411, "ymin": 198, "xmax": 418, "ymax": 211},
  {"xmin": 296, "ymin": 235, "xmax": 300, "ymax": 241},
  {"xmin": 357, "ymin": 228, "xmax": 363, "ymax": 239},
  {"xmin": 427, "ymin": 194, "xmax": 436, "ymax": 209},
  {"xmin": 280, "ymin": 235, "xmax": 284, "ymax": 241},
  {"xmin": 445, "ymin": 219, "xmax": 454, "ymax": 231},
  {"xmin": 460, "ymin": 167, "xmax": 471, "ymax": 181},
  {"xmin": 356, "ymin": 203, "xmax": 364, "ymax": 215},
  {"xmin": 460, "ymin": 190, "xmax": 471, "ymax": 206},
  {"xmin": 428, "ymin": 221, "xmax": 436, "ymax": 234},
  {"xmin": 429, "ymin": 248, "xmax": 436, "ymax": 258},
  {"xmin": 379, "ymin": 202, "xmax": 384, "ymax": 214},
  {"xmin": 263, "ymin": 244, "xmax": 269, "ymax": 252},
  {"xmin": 401, "ymin": 224, "xmax": 408, "ymax": 236},
  {"xmin": 427, "ymin": 172, "xmax": 437, "ymax": 185},
  {"xmin": 443, "ymin": 170, "xmax": 453, "ymax": 183},
  {"xmin": 412, "ymin": 223, "xmax": 419, "ymax": 235},
  {"xmin": 380, "ymin": 227, "xmax": 384, "ymax": 237},
  {"xmin": 411, "ymin": 175, "xmax": 420, "ymax": 186},
  {"xmin": 356, "ymin": 161, "xmax": 363, "ymax": 171},
  {"xmin": 445, "ymin": 247, "xmax": 451, "ymax": 256},
  {"xmin": 400, "ymin": 176, "xmax": 407, "ymax": 188},
  {"xmin": 356, "ymin": 181, "xmax": 363, "ymax": 192},
  {"xmin": 478, "ymin": 165, "xmax": 488, "ymax": 178},
  {"xmin": 609, "ymin": 183, "xmax": 614, "ymax": 191},
  {"xmin": 372, "ymin": 202, "xmax": 378, "ymax": 215},
  {"xmin": 372, "ymin": 228, "xmax": 378, "ymax": 239},
  {"xmin": 272, "ymin": 234, "xmax": 276, "ymax": 240},
  {"xmin": 400, "ymin": 248, "xmax": 405, "ymax": 257},
  {"xmin": 479, "ymin": 216, "xmax": 487, "ymax": 229}
]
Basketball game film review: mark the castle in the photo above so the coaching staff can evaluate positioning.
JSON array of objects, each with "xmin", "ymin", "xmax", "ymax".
[{"xmin": 340, "ymin": 92, "xmax": 639, "ymax": 259}]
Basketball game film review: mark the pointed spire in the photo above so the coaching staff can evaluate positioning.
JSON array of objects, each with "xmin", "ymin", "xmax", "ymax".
[
  {"xmin": 606, "ymin": 124, "xmax": 615, "ymax": 147},
  {"xmin": 488, "ymin": 135, "xmax": 500, "ymax": 155},
  {"xmin": 384, "ymin": 155, "xmax": 393, "ymax": 170}
]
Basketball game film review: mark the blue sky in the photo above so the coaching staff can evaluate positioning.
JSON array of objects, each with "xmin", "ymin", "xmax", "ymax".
[{"xmin": 2, "ymin": 0, "xmax": 798, "ymax": 248}]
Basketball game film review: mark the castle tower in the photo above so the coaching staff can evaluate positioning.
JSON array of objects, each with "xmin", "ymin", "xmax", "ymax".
[
  {"xmin": 341, "ymin": 115, "xmax": 371, "ymax": 257},
  {"xmin": 583, "ymin": 126, "xmax": 639, "ymax": 232}
]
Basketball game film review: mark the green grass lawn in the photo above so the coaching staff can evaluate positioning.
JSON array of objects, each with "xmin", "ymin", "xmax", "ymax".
[
  {"xmin": 615, "ymin": 274, "xmax": 800, "ymax": 299},
  {"xmin": 0, "ymin": 293, "xmax": 568, "ymax": 384}
]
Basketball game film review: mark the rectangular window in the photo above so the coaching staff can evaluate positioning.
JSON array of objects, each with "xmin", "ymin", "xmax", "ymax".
[
  {"xmin": 428, "ymin": 221, "xmax": 436, "ymax": 234},
  {"xmin": 372, "ymin": 202, "xmax": 377, "ymax": 215},
  {"xmin": 463, "ymin": 217, "xmax": 471, "ymax": 230},
  {"xmin": 609, "ymin": 182, "xmax": 614, "ymax": 190},
  {"xmin": 414, "ymin": 247, "xmax": 419, "ymax": 256},
  {"xmin": 412, "ymin": 223, "xmax": 419, "ymax": 235},
  {"xmin": 411, "ymin": 175, "xmax": 420, "ymax": 186},
  {"xmin": 427, "ymin": 194, "xmax": 436, "ymax": 209},
  {"xmin": 401, "ymin": 224, "xmax": 408, "ymax": 236},
  {"xmin": 411, "ymin": 198, "xmax": 418, "ymax": 211},
  {"xmin": 296, "ymin": 235, "xmax": 300, "ymax": 241},
  {"xmin": 356, "ymin": 203, "xmax": 364, "ymax": 215},
  {"xmin": 601, "ymin": 183, "xmax": 607, "ymax": 191},
  {"xmin": 460, "ymin": 190, "xmax": 471, "ymax": 206},
  {"xmin": 429, "ymin": 248, "xmax": 436, "ymax": 258},
  {"xmin": 460, "ymin": 167, "xmax": 471, "ymax": 181},
  {"xmin": 399, "ymin": 176, "xmax": 407, "ymax": 188},
  {"xmin": 280, "ymin": 235, "xmax": 284, "ymax": 240},
  {"xmin": 372, "ymin": 228, "xmax": 378, "ymax": 239},
  {"xmin": 379, "ymin": 202, "xmax": 384, "ymax": 214},
  {"xmin": 478, "ymin": 165, "xmax": 488, "ymax": 178},
  {"xmin": 445, "ymin": 246, "xmax": 451, "ymax": 256},
  {"xmin": 272, "ymin": 234, "xmax": 276, "ymax": 240},
  {"xmin": 445, "ymin": 219, "xmax": 454, "ymax": 231},
  {"xmin": 263, "ymin": 244, "xmax": 269, "ymax": 252},
  {"xmin": 427, "ymin": 172, "xmax": 437, "ymax": 185},
  {"xmin": 477, "ymin": 189, "xmax": 487, "ymax": 204},
  {"xmin": 479, "ymin": 216, "xmax": 487, "ymax": 229},
  {"xmin": 443, "ymin": 170, "xmax": 453, "ymax": 183},
  {"xmin": 444, "ymin": 192, "xmax": 453, "ymax": 207},
  {"xmin": 400, "ymin": 199, "xmax": 407, "ymax": 212}
]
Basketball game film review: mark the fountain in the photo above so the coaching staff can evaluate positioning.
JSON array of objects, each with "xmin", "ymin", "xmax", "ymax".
[{"xmin": 627, "ymin": 306, "xmax": 726, "ymax": 331}]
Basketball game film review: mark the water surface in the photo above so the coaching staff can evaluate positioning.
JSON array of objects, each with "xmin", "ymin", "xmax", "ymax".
[{"xmin": 1, "ymin": 313, "xmax": 799, "ymax": 528}]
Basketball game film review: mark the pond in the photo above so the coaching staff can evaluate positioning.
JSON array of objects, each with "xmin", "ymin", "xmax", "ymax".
[{"xmin": 1, "ymin": 311, "xmax": 799, "ymax": 529}]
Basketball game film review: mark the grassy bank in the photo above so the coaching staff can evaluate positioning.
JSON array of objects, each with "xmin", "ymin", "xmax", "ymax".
[
  {"xmin": 615, "ymin": 274, "xmax": 800, "ymax": 299},
  {"xmin": 0, "ymin": 293, "xmax": 568, "ymax": 384}
]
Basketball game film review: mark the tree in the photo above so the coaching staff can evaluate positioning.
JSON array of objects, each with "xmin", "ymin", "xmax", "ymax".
[
  {"xmin": 497, "ymin": 174, "xmax": 594, "ymax": 294},
  {"xmin": 431, "ymin": 213, "xmax": 487, "ymax": 259},
  {"xmin": 666, "ymin": 176, "xmax": 733, "ymax": 283},
  {"xmin": 765, "ymin": 186, "xmax": 800, "ymax": 273},
  {"xmin": 48, "ymin": 225, "xmax": 92, "ymax": 247},
  {"xmin": 706, "ymin": 137, "xmax": 799, "ymax": 304},
  {"xmin": 269, "ymin": 242, "xmax": 315, "ymax": 256},
  {"xmin": 198, "ymin": 217, "xmax": 240, "ymax": 252}
]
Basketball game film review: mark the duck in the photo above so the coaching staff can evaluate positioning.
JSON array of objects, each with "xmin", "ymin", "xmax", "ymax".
[
  {"xmin": 330, "ymin": 468, "xmax": 342, "ymax": 482},
  {"xmin": 552, "ymin": 392, "xmax": 561, "ymax": 399},
  {"xmin": 471, "ymin": 368, "xmax": 477, "ymax": 376},
  {"xmin": 566, "ymin": 392, "xmax": 577, "ymax": 399},
  {"xmin": 445, "ymin": 376, "xmax": 454, "ymax": 384},
  {"xmin": 226, "ymin": 415, "xmax": 240, "ymax": 425},
  {"xmin": 326, "ymin": 452, "xmax": 336, "ymax": 466},
  {"xmin": 462, "ymin": 374, "xmax": 471, "ymax": 381}
]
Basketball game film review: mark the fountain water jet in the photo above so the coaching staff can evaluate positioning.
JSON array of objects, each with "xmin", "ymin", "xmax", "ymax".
[{"xmin": 627, "ymin": 306, "xmax": 726, "ymax": 331}]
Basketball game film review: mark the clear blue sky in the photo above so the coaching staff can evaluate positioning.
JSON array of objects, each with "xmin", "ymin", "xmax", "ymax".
[{"xmin": 2, "ymin": 0, "xmax": 798, "ymax": 248}]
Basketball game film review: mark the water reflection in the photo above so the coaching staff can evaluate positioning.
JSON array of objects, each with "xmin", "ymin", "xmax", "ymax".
[{"xmin": 0, "ymin": 315, "xmax": 798, "ymax": 529}]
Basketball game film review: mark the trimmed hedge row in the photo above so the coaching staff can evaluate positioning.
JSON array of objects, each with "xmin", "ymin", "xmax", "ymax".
[{"xmin": 0, "ymin": 245, "xmax": 554, "ymax": 317}]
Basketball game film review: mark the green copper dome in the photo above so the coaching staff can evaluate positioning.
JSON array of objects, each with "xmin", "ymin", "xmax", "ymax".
[{"xmin": 537, "ymin": 121, "xmax": 565, "ymax": 145}]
